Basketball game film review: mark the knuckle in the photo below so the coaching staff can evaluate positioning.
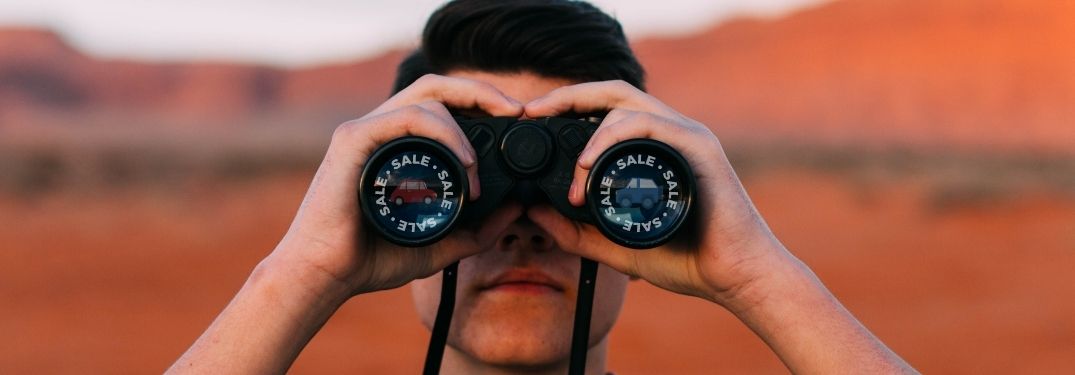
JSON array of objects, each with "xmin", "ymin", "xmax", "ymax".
[
  {"xmin": 331, "ymin": 119, "xmax": 361, "ymax": 141},
  {"xmin": 414, "ymin": 73, "xmax": 443, "ymax": 86},
  {"xmin": 687, "ymin": 122, "xmax": 714, "ymax": 137},
  {"xmin": 398, "ymin": 104, "xmax": 429, "ymax": 119},
  {"xmin": 471, "ymin": 79, "xmax": 497, "ymax": 92},
  {"xmin": 605, "ymin": 108, "xmax": 630, "ymax": 121},
  {"xmin": 420, "ymin": 100, "xmax": 451, "ymax": 117},
  {"xmin": 395, "ymin": 74, "xmax": 438, "ymax": 97},
  {"xmin": 609, "ymin": 79, "xmax": 634, "ymax": 92},
  {"xmin": 417, "ymin": 99, "xmax": 439, "ymax": 108}
]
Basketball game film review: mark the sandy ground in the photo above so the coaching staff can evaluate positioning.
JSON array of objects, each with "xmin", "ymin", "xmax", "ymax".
[{"xmin": 1, "ymin": 169, "xmax": 1073, "ymax": 374}]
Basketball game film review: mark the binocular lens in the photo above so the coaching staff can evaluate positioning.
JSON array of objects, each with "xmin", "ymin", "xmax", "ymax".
[
  {"xmin": 586, "ymin": 139, "xmax": 693, "ymax": 249},
  {"xmin": 359, "ymin": 137, "xmax": 468, "ymax": 247}
]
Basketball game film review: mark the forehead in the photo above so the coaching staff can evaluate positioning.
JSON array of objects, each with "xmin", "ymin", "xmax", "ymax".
[{"xmin": 445, "ymin": 70, "xmax": 576, "ymax": 104}]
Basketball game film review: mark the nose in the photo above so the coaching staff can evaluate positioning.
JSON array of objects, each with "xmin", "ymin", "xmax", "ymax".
[{"xmin": 498, "ymin": 214, "xmax": 554, "ymax": 253}]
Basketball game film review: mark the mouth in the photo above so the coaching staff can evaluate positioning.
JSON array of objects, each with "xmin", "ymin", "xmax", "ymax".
[{"xmin": 480, "ymin": 268, "xmax": 565, "ymax": 295}]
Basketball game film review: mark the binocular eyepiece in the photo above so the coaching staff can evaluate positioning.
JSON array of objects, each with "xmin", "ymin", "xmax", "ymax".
[{"xmin": 358, "ymin": 116, "xmax": 694, "ymax": 249}]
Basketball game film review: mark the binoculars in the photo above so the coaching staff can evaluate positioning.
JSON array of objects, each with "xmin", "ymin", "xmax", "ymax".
[{"xmin": 358, "ymin": 116, "xmax": 695, "ymax": 249}]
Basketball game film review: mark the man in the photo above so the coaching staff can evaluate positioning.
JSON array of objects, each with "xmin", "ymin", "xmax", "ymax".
[{"xmin": 170, "ymin": 1, "xmax": 916, "ymax": 374}]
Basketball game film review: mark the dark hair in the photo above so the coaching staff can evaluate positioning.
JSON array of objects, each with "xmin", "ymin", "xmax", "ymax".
[{"xmin": 392, "ymin": 0, "xmax": 645, "ymax": 94}]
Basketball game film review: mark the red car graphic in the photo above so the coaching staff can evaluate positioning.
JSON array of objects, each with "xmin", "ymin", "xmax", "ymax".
[{"xmin": 390, "ymin": 179, "xmax": 438, "ymax": 205}]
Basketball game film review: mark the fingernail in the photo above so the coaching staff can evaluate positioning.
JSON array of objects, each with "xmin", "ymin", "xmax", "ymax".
[
  {"xmin": 569, "ymin": 180, "xmax": 578, "ymax": 201},
  {"xmin": 470, "ymin": 174, "xmax": 481, "ymax": 200},
  {"xmin": 578, "ymin": 147, "xmax": 592, "ymax": 165},
  {"xmin": 461, "ymin": 148, "xmax": 476, "ymax": 165}
]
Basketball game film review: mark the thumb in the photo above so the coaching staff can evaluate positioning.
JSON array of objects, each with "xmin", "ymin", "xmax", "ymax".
[{"xmin": 527, "ymin": 205, "xmax": 639, "ymax": 277}]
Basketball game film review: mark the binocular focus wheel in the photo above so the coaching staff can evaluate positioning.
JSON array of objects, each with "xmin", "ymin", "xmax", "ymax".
[
  {"xmin": 585, "ymin": 139, "xmax": 694, "ymax": 249},
  {"xmin": 359, "ymin": 137, "xmax": 468, "ymax": 247}
]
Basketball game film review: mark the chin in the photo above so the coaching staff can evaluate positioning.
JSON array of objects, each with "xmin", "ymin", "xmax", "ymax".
[
  {"xmin": 450, "ymin": 296, "xmax": 574, "ymax": 367},
  {"xmin": 453, "ymin": 325, "xmax": 570, "ymax": 367}
]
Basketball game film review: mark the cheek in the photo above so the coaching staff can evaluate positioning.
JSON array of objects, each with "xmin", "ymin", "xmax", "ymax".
[
  {"xmin": 410, "ymin": 255, "xmax": 485, "ymax": 332},
  {"xmin": 409, "ymin": 273, "xmax": 442, "ymax": 331}
]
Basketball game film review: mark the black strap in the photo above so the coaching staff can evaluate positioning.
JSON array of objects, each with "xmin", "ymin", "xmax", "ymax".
[
  {"xmin": 422, "ymin": 261, "xmax": 458, "ymax": 375},
  {"xmin": 422, "ymin": 259, "xmax": 598, "ymax": 375},
  {"xmin": 569, "ymin": 258, "xmax": 599, "ymax": 375}
]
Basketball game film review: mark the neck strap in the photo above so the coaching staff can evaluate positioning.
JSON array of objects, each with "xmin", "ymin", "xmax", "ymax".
[
  {"xmin": 569, "ymin": 257, "xmax": 599, "ymax": 375},
  {"xmin": 421, "ymin": 258, "xmax": 599, "ymax": 374},
  {"xmin": 422, "ymin": 261, "xmax": 458, "ymax": 375}
]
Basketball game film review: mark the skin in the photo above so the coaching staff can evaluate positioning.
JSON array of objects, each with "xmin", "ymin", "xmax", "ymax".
[
  {"xmin": 409, "ymin": 71, "xmax": 628, "ymax": 375},
  {"xmin": 168, "ymin": 71, "xmax": 917, "ymax": 375}
]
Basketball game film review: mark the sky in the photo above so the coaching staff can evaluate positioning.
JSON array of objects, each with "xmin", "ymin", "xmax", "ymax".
[{"xmin": 0, "ymin": 0, "xmax": 827, "ymax": 67}]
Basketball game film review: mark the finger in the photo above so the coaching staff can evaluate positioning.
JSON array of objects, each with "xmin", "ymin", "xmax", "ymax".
[
  {"xmin": 414, "ymin": 100, "xmax": 473, "ymax": 154},
  {"xmin": 414, "ymin": 100, "xmax": 481, "ymax": 199},
  {"xmin": 575, "ymin": 112, "xmax": 699, "ymax": 169},
  {"xmin": 313, "ymin": 106, "xmax": 479, "ymax": 220},
  {"xmin": 524, "ymin": 80, "xmax": 668, "ymax": 118},
  {"xmin": 354, "ymin": 106, "xmax": 477, "ymax": 168},
  {"xmin": 566, "ymin": 108, "xmax": 634, "ymax": 206},
  {"xmin": 429, "ymin": 201, "xmax": 524, "ymax": 270},
  {"xmin": 526, "ymin": 205, "xmax": 639, "ymax": 278},
  {"xmin": 391, "ymin": 74, "xmax": 524, "ymax": 118},
  {"xmin": 567, "ymin": 161, "xmax": 590, "ymax": 206}
]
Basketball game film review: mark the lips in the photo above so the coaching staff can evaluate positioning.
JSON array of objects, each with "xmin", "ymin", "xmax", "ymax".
[{"xmin": 481, "ymin": 268, "xmax": 565, "ymax": 294}]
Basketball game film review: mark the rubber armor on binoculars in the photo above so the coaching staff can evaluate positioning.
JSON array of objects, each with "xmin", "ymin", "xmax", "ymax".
[{"xmin": 358, "ymin": 116, "xmax": 695, "ymax": 249}]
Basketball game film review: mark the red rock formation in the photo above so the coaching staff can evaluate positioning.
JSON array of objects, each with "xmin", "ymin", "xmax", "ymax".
[
  {"xmin": 0, "ymin": 28, "xmax": 399, "ymax": 121},
  {"xmin": 635, "ymin": 0, "xmax": 1075, "ymax": 154},
  {"xmin": 2, "ymin": 0, "xmax": 1074, "ymax": 153}
]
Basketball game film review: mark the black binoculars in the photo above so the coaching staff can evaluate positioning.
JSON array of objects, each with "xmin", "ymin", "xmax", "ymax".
[{"xmin": 358, "ymin": 116, "xmax": 695, "ymax": 249}]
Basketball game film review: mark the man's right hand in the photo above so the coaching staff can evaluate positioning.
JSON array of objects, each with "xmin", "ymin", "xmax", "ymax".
[
  {"xmin": 268, "ymin": 74, "xmax": 525, "ymax": 302},
  {"xmin": 169, "ymin": 74, "xmax": 526, "ymax": 374}
]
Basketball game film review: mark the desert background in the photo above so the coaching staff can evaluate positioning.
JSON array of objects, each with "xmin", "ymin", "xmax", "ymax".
[{"xmin": 1, "ymin": 0, "xmax": 1074, "ymax": 373}]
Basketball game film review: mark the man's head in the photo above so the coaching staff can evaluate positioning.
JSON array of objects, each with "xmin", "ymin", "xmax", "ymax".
[
  {"xmin": 393, "ymin": 0, "xmax": 645, "ymax": 94},
  {"xmin": 402, "ymin": 0, "xmax": 645, "ymax": 372}
]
